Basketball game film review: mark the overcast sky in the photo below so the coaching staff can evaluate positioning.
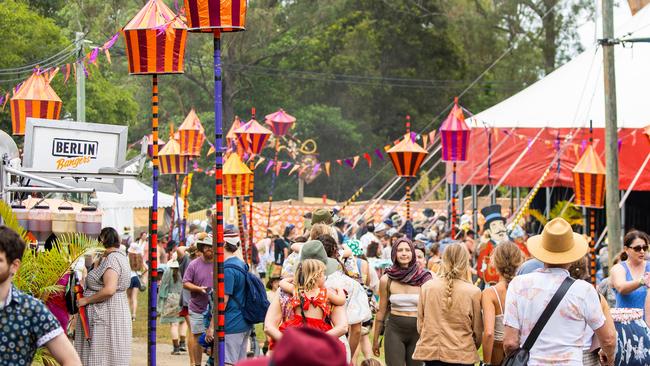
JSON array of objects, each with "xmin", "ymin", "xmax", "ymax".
[{"xmin": 578, "ymin": 0, "xmax": 633, "ymax": 48}]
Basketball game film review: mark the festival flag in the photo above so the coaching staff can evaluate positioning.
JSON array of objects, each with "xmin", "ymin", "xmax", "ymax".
[
  {"xmin": 363, "ymin": 152, "xmax": 372, "ymax": 167},
  {"xmin": 325, "ymin": 162, "xmax": 331, "ymax": 176},
  {"xmin": 429, "ymin": 131, "xmax": 436, "ymax": 144},
  {"xmin": 312, "ymin": 163, "xmax": 321, "ymax": 175},
  {"xmin": 352, "ymin": 156, "xmax": 359, "ymax": 169},
  {"xmin": 65, "ymin": 64, "xmax": 71, "ymax": 83},
  {"xmin": 375, "ymin": 148, "xmax": 384, "ymax": 160},
  {"xmin": 104, "ymin": 49, "xmax": 112, "ymax": 64},
  {"xmin": 264, "ymin": 160, "xmax": 274, "ymax": 174},
  {"xmin": 255, "ymin": 156, "xmax": 265, "ymax": 169},
  {"xmin": 1, "ymin": 93, "xmax": 8, "ymax": 110},
  {"xmin": 336, "ymin": 159, "xmax": 342, "ymax": 166},
  {"xmin": 288, "ymin": 164, "xmax": 300, "ymax": 176},
  {"xmin": 422, "ymin": 134, "xmax": 428, "ymax": 148},
  {"xmin": 344, "ymin": 158, "xmax": 353, "ymax": 167},
  {"xmin": 384, "ymin": 144, "xmax": 391, "ymax": 152}
]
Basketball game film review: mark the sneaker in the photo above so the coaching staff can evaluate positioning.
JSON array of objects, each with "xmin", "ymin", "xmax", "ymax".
[
  {"xmin": 179, "ymin": 342, "xmax": 187, "ymax": 352},
  {"xmin": 171, "ymin": 346, "xmax": 181, "ymax": 355}
]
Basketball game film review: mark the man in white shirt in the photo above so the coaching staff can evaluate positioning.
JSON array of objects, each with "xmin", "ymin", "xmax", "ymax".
[
  {"xmin": 359, "ymin": 223, "xmax": 378, "ymax": 251},
  {"xmin": 503, "ymin": 218, "xmax": 616, "ymax": 366}
]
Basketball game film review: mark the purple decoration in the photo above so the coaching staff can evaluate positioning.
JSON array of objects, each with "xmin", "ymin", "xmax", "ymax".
[
  {"xmin": 375, "ymin": 148, "xmax": 384, "ymax": 160},
  {"xmin": 282, "ymin": 162, "xmax": 292, "ymax": 169},
  {"xmin": 312, "ymin": 162, "xmax": 321, "ymax": 175},
  {"xmin": 344, "ymin": 158, "xmax": 353, "ymax": 167},
  {"xmin": 580, "ymin": 139, "xmax": 587, "ymax": 154},
  {"xmin": 265, "ymin": 160, "xmax": 274, "ymax": 174},
  {"xmin": 103, "ymin": 33, "xmax": 119, "ymax": 50},
  {"xmin": 89, "ymin": 48, "xmax": 99, "ymax": 64},
  {"xmin": 618, "ymin": 139, "xmax": 622, "ymax": 152}
]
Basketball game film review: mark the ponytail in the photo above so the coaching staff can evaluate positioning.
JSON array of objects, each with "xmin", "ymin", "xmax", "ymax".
[{"xmin": 619, "ymin": 250, "xmax": 628, "ymax": 262}]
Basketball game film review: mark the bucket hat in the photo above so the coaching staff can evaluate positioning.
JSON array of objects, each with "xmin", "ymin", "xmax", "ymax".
[{"xmin": 295, "ymin": 240, "xmax": 339, "ymax": 276}]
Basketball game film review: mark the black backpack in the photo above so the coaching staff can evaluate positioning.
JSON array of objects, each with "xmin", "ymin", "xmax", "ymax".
[{"xmin": 64, "ymin": 270, "xmax": 79, "ymax": 315}]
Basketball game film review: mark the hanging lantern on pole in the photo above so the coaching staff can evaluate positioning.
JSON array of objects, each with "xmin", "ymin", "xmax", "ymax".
[
  {"xmin": 235, "ymin": 109, "xmax": 272, "ymax": 258},
  {"xmin": 145, "ymin": 134, "xmax": 165, "ymax": 159},
  {"xmin": 10, "ymin": 71, "xmax": 62, "ymax": 135},
  {"xmin": 226, "ymin": 116, "xmax": 246, "ymax": 157},
  {"xmin": 264, "ymin": 109, "xmax": 296, "ymax": 231},
  {"xmin": 572, "ymin": 121, "xmax": 605, "ymax": 286},
  {"xmin": 121, "ymin": 2, "xmax": 187, "ymax": 363},
  {"xmin": 440, "ymin": 98, "xmax": 470, "ymax": 239},
  {"xmin": 182, "ymin": 2, "xmax": 247, "ymax": 365},
  {"xmin": 159, "ymin": 136, "xmax": 189, "ymax": 175},
  {"xmin": 223, "ymin": 152, "xmax": 252, "ymax": 263},
  {"xmin": 387, "ymin": 116, "xmax": 428, "ymax": 224},
  {"xmin": 178, "ymin": 109, "xmax": 206, "ymax": 157}
]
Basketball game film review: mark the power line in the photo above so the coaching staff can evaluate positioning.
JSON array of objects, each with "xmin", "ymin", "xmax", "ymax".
[{"xmin": 0, "ymin": 43, "xmax": 77, "ymax": 75}]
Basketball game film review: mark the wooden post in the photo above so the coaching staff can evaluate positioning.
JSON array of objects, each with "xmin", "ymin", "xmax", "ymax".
[{"xmin": 601, "ymin": 0, "xmax": 623, "ymax": 266}]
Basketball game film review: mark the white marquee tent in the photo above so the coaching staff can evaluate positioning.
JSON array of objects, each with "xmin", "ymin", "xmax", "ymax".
[{"xmin": 93, "ymin": 179, "xmax": 183, "ymax": 235}]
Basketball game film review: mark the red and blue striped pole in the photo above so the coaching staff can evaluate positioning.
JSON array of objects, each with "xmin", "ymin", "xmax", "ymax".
[
  {"xmin": 213, "ymin": 31, "xmax": 226, "ymax": 366},
  {"xmin": 148, "ymin": 74, "xmax": 159, "ymax": 366}
]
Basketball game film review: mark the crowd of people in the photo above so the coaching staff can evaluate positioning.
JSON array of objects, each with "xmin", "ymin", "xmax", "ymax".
[{"xmin": 2, "ymin": 203, "xmax": 650, "ymax": 366}]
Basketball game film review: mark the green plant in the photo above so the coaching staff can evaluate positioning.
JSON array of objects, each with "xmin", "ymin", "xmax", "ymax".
[
  {"xmin": 527, "ymin": 200, "xmax": 584, "ymax": 227},
  {"xmin": 0, "ymin": 200, "xmax": 100, "ymax": 365}
]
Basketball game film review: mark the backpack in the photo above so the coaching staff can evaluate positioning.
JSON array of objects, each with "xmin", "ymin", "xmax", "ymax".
[
  {"xmin": 224, "ymin": 262, "xmax": 270, "ymax": 324},
  {"xmin": 65, "ymin": 270, "xmax": 79, "ymax": 315}
]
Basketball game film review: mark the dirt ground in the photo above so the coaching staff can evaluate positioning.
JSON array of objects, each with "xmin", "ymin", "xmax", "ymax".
[{"xmin": 131, "ymin": 341, "xmax": 191, "ymax": 366}]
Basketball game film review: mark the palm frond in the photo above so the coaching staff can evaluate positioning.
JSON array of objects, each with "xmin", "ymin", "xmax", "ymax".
[
  {"xmin": 14, "ymin": 232, "xmax": 101, "ymax": 302},
  {"xmin": 0, "ymin": 199, "xmax": 29, "ymax": 242},
  {"xmin": 527, "ymin": 208, "xmax": 548, "ymax": 226}
]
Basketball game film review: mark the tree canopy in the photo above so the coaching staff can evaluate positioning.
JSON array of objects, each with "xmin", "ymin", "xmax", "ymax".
[{"xmin": 0, "ymin": 0, "xmax": 595, "ymax": 210}]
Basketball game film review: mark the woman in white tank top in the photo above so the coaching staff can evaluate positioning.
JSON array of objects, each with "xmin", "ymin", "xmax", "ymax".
[{"xmin": 481, "ymin": 242, "xmax": 524, "ymax": 365}]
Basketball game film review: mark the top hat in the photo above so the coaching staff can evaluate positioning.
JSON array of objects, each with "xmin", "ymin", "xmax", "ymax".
[{"xmin": 481, "ymin": 204, "xmax": 506, "ymax": 231}]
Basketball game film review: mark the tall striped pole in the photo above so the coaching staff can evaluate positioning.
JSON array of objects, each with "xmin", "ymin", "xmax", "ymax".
[
  {"xmin": 451, "ymin": 162, "xmax": 457, "ymax": 239},
  {"xmin": 237, "ymin": 197, "xmax": 247, "ymax": 264},
  {"xmin": 589, "ymin": 209, "xmax": 597, "ymax": 285},
  {"xmin": 248, "ymin": 160, "xmax": 255, "ymax": 262},
  {"xmin": 148, "ymin": 74, "xmax": 160, "ymax": 366},
  {"xmin": 266, "ymin": 138, "xmax": 280, "ymax": 231},
  {"xmin": 213, "ymin": 31, "xmax": 226, "ymax": 366},
  {"xmin": 405, "ymin": 179, "xmax": 411, "ymax": 221}
]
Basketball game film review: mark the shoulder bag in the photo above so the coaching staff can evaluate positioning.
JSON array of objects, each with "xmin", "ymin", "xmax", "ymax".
[{"xmin": 501, "ymin": 276, "xmax": 575, "ymax": 366}]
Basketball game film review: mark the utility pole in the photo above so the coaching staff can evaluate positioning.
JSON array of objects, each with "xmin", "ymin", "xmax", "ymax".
[
  {"xmin": 298, "ymin": 177, "xmax": 304, "ymax": 202},
  {"xmin": 76, "ymin": 32, "xmax": 86, "ymax": 122},
  {"xmin": 601, "ymin": 0, "xmax": 622, "ymax": 265}
]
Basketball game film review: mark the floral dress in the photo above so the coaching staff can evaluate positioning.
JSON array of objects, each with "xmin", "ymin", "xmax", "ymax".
[
  {"xmin": 74, "ymin": 251, "xmax": 132, "ymax": 366},
  {"xmin": 271, "ymin": 288, "xmax": 332, "ymax": 350}
]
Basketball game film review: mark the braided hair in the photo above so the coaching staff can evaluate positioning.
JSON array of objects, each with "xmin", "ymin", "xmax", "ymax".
[{"xmin": 440, "ymin": 243, "xmax": 470, "ymax": 309}]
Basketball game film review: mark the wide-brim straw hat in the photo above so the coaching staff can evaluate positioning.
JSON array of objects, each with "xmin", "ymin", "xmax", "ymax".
[{"xmin": 527, "ymin": 218, "xmax": 588, "ymax": 265}]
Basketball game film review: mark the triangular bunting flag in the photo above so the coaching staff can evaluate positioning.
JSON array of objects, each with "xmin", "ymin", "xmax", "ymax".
[
  {"xmin": 363, "ymin": 152, "xmax": 372, "ymax": 168},
  {"xmin": 375, "ymin": 148, "xmax": 384, "ymax": 160},
  {"xmin": 336, "ymin": 159, "xmax": 343, "ymax": 166},
  {"xmin": 255, "ymin": 156, "xmax": 266, "ymax": 169},
  {"xmin": 264, "ymin": 160, "xmax": 275, "ymax": 174},
  {"xmin": 352, "ymin": 156, "xmax": 360, "ymax": 169},
  {"xmin": 384, "ymin": 144, "xmax": 391, "ymax": 152},
  {"xmin": 105, "ymin": 49, "xmax": 112, "ymax": 64},
  {"xmin": 325, "ymin": 162, "xmax": 331, "ymax": 176},
  {"xmin": 422, "ymin": 135, "xmax": 428, "ymax": 148},
  {"xmin": 344, "ymin": 158, "xmax": 353, "ymax": 167},
  {"xmin": 288, "ymin": 164, "xmax": 301, "ymax": 176},
  {"xmin": 429, "ymin": 131, "xmax": 436, "ymax": 144}
]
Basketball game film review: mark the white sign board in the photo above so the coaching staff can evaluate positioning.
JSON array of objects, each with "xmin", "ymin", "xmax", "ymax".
[{"xmin": 23, "ymin": 118, "xmax": 128, "ymax": 193}]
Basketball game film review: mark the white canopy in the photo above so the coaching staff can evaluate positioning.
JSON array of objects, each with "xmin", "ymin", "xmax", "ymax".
[
  {"xmin": 469, "ymin": 5, "xmax": 650, "ymax": 129},
  {"xmin": 93, "ymin": 179, "xmax": 183, "ymax": 234},
  {"xmin": 93, "ymin": 179, "xmax": 179, "ymax": 209}
]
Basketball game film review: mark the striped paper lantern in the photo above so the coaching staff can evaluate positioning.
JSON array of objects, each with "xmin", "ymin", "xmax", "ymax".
[
  {"xmin": 183, "ymin": 0, "xmax": 247, "ymax": 32},
  {"xmin": 146, "ymin": 134, "xmax": 165, "ymax": 158},
  {"xmin": 265, "ymin": 109, "xmax": 296, "ymax": 137},
  {"xmin": 572, "ymin": 145, "xmax": 606, "ymax": 208},
  {"xmin": 226, "ymin": 116, "xmax": 246, "ymax": 157},
  {"xmin": 122, "ymin": 0, "xmax": 188, "ymax": 75},
  {"xmin": 10, "ymin": 72, "xmax": 62, "ymax": 136},
  {"xmin": 159, "ymin": 138, "xmax": 189, "ymax": 174},
  {"xmin": 440, "ymin": 101, "xmax": 470, "ymax": 162},
  {"xmin": 234, "ymin": 118, "xmax": 272, "ymax": 155},
  {"xmin": 178, "ymin": 109, "xmax": 205, "ymax": 157},
  {"xmin": 387, "ymin": 134, "xmax": 428, "ymax": 177},
  {"xmin": 223, "ymin": 153, "xmax": 252, "ymax": 197}
]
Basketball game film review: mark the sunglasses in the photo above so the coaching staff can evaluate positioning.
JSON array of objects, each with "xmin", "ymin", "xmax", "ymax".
[{"xmin": 630, "ymin": 245, "xmax": 649, "ymax": 253}]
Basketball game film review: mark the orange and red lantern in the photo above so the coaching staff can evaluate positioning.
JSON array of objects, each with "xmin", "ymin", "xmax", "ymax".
[
  {"xmin": 226, "ymin": 116, "xmax": 246, "ymax": 157},
  {"xmin": 178, "ymin": 109, "xmax": 205, "ymax": 157},
  {"xmin": 10, "ymin": 72, "xmax": 62, "ymax": 135},
  {"xmin": 387, "ymin": 134, "xmax": 428, "ymax": 178},
  {"xmin": 223, "ymin": 153, "xmax": 252, "ymax": 197},
  {"xmin": 573, "ymin": 145, "xmax": 606, "ymax": 208},
  {"xmin": 440, "ymin": 98, "xmax": 470, "ymax": 162},
  {"xmin": 159, "ymin": 138, "xmax": 189, "ymax": 175},
  {"xmin": 265, "ymin": 109, "xmax": 296, "ymax": 137},
  {"xmin": 234, "ymin": 117, "xmax": 272, "ymax": 155},
  {"xmin": 183, "ymin": 0, "xmax": 247, "ymax": 32},
  {"xmin": 122, "ymin": 0, "xmax": 188, "ymax": 75}
]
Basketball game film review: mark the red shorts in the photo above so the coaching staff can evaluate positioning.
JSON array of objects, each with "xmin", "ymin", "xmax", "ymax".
[{"xmin": 179, "ymin": 306, "xmax": 189, "ymax": 317}]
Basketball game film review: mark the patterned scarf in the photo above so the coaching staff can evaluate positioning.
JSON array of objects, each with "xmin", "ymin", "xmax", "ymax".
[{"xmin": 385, "ymin": 238, "xmax": 432, "ymax": 286}]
